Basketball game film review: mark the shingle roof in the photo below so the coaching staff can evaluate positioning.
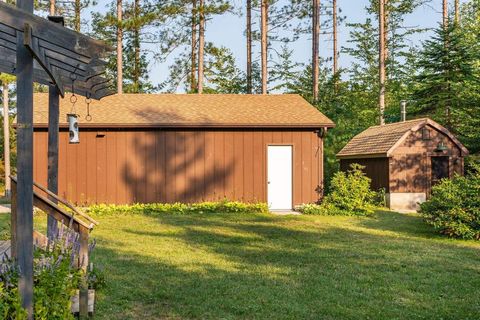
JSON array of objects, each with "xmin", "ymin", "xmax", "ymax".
[
  {"xmin": 32, "ymin": 93, "xmax": 334, "ymax": 128},
  {"xmin": 337, "ymin": 118, "xmax": 430, "ymax": 158}
]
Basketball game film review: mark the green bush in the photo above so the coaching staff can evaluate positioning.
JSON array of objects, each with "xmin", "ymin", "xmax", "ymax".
[
  {"xmin": 88, "ymin": 200, "xmax": 269, "ymax": 216},
  {"xmin": 0, "ymin": 227, "xmax": 102, "ymax": 319},
  {"xmin": 297, "ymin": 164, "xmax": 377, "ymax": 216},
  {"xmin": 420, "ymin": 170, "xmax": 480, "ymax": 240}
]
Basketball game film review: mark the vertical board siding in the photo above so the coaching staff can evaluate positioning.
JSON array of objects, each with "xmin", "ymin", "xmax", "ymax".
[{"xmin": 33, "ymin": 129, "xmax": 324, "ymax": 206}]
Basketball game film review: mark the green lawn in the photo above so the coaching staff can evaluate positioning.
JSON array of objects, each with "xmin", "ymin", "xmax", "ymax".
[{"xmin": 3, "ymin": 211, "xmax": 480, "ymax": 319}]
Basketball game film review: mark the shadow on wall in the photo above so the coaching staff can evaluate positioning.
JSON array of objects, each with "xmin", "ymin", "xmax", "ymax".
[
  {"xmin": 121, "ymin": 109, "xmax": 234, "ymax": 204},
  {"xmin": 389, "ymin": 154, "xmax": 427, "ymax": 194}
]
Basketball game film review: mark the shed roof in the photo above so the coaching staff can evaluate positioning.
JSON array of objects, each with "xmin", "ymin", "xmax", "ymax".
[
  {"xmin": 336, "ymin": 118, "xmax": 468, "ymax": 158},
  {"xmin": 32, "ymin": 93, "xmax": 334, "ymax": 128}
]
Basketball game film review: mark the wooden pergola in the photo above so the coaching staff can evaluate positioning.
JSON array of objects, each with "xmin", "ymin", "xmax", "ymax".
[{"xmin": 0, "ymin": 1, "xmax": 113, "ymax": 318}]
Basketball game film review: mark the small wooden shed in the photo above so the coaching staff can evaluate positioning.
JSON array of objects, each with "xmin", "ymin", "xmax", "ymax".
[
  {"xmin": 337, "ymin": 118, "xmax": 468, "ymax": 211},
  {"xmin": 32, "ymin": 93, "xmax": 334, "ymax": 210}
]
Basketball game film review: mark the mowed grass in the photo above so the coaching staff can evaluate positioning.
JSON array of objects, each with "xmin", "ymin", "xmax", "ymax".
[{"xmin": 2, "ymin": 211, "xmax": 480, "ymax": 319}]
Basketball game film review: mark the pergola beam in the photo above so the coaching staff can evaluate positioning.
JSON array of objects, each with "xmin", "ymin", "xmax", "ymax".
[{"xmin": 0, "ymin": 2, "xmax": 114, "ymax": 99}]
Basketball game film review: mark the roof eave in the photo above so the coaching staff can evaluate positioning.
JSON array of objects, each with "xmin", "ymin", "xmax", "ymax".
[
  {"xmin": 336, "ymin": 153, "xmax": 388, "ymax": 159},
  {"xmin": 30, "ymin": 122, "xmax": 336, "ymax": 129}
]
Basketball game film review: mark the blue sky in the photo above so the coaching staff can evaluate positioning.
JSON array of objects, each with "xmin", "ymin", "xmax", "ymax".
[{"xmin": 86, "ymin": 0, "xmax": 464, "ymax": 91}]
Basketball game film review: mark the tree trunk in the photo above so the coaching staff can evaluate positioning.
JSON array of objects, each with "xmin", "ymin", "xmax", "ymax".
[
  {"xmin": 260, "ymin": 0, "xmax": 268, "ymax": 94},
  {"xmin": 332, "ymin": 0, "xmax": 337, "ymax": 76},
  {"xmin": 312, "ymin": 0, "xmax": 320, "ymax": 102},
  {"xmin": 2, "ymin": 82, "xmax": 10, "ymax": 198},
  {"xmin": 117, "ymin": 0, "xmax": 123, "ymax": 94},
  {"xmin": 379, "ymin": 0, "xmax": 386, "ymax": 125},
  {"xmin": 454, "ymin": 0, "xmax": 459, "ymax": 24},
  {"xmin": 246, "ymin": 0, "xmax": 252, "ymax": 94},
  {"xmin": 133, "ymin": 0, "xmax": 140, "ymax": 92},
  {"xmin": 443, "ymin": 0, "xmax": 448, "ymax": 29},
  {"xmin": 191, "ymin": 0, "xmax": 197, "ymax": 92},
  {"xmin": 197, "ymin": 0, "xmax": 205, "ymax": 94},
  {"xmin": 384, "ymin": 0, "xmax": 389, "ymax": 62},
  {"xmin": 74, "ymin": 0, "xmax": 80, "ymax": 32},
  {"xmin": 49, "ymin": 0, "xmax": 55, "ymax": 15}
]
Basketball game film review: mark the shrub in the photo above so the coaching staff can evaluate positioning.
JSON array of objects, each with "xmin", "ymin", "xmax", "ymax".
[
  {"xmin": 0, "ymin": 222, "xmax": 10, "ymax": 241},
  {"xmin": 420, "ymin": 171, "xmax": 480, "ymax": 240},
  {"xmin": 297, "ymin": 164, "xmax": 377, "ymax": 216},
  {"xmin": 0, "ymin": 225, "xmax": 103, "ymax": 318},
  {"xmin": 88, "ymin": 200, "xmax": 269, "ymax": 216}
]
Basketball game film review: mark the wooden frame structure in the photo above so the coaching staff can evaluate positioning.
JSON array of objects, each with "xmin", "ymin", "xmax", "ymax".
[{"xmin": 0, "ymin": 1, "xmax": 113, "ymax": 318}]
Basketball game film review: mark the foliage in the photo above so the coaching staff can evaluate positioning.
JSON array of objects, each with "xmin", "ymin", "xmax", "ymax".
[
  {"xmin": 0, "ymin": 221, "xmax": 10, "ymax": 241},
  {"xmin": 90, "ymin": 0, "xmax": 157, "ymax": 93},
  {"xmin": 88, "ymin": 200, "xmax": 269, "ymax": 216},
  {"xmin": 297, "ymin": 164, "xmax": 377, "ymax": 216},
  {"xmin": 420, "ymin": 171, "xmax": 480, "ymax": 240},
  {"xmin": 410, "ymin": 23, "xmax": 480, "ymax": 152},
  {"xmin": 0, "ymin": 225, "xmax": 104, "ymax": 318},
  {"xmin": 0, "ymin": 265, "xmax": 27, "ymax": 320}
]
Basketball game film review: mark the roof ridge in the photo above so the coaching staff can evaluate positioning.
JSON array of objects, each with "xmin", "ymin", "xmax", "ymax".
[{"xmin": 367, "ymin": 118, "xmax": 428, "ymax": 129}]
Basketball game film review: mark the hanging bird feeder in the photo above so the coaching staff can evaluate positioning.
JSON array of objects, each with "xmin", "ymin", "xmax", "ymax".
[
  {"xmin": 67, "ymin": 113, "xmax": 79, "ymax": 144},
  {"xmin": 68, "ymin": 69, "xmax": 80, "ymax": 144}
]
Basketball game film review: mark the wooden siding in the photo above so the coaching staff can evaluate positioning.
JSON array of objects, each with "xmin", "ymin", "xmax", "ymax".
[
  {"xmin": 340, "ymin": 158, "xmax": 390, "ymax": 192},
  {"xmin": 339, "ymin": 124, "xmax": 464, "ymax": 196},
  {"xmin": 33, "ymin": 129, "xmax": 324, "ymax": 206},
  {"xmin": 389, "ymin": 124, "xmax": 463, "ymax": 194}
]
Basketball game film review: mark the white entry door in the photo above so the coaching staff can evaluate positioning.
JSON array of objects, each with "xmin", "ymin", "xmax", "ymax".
[{"xmin": 267, "ymin": 145, "xmax": 293, "ymax": 210}]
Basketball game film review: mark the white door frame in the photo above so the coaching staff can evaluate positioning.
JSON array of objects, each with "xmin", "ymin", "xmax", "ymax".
[{"xmin": 267, "ymin": 144, "xmax": 293, "ymax": 210}]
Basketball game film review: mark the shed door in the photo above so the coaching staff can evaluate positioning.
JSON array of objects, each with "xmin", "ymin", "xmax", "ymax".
[
  {"xmin": 267, "ymin": 146, "xmax": 293, "ymax": 210},
  {"xmin": 431, "ymin": 156, "xmax": 449, "ymax": 186}
]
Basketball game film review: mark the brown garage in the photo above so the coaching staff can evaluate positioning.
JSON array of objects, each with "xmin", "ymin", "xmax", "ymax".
[
  {"xmin": 32, "ymin": 93, "xmax": 334, "ymax": 210},
  {"xmin": 337, "ymin": 118, "xmax": 468, "ymax": 211}
]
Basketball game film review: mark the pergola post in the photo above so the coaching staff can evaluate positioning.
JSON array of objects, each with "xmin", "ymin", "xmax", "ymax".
[
  {"xmin": 47, "ymin": 85, "xmax": 59, "ymax": 239},
  {"xmin": 15, "ymin": 0, "xmax": 35, "ymax": 317},
  {"xmin": 46, "ymin": 15, "xmax": 62, "ymax": 240}
]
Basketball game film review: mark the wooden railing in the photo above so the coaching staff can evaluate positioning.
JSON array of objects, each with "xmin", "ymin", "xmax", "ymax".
[{"xmin": 10, "ymin": 176, "xmax": 97, "ymax": 318}]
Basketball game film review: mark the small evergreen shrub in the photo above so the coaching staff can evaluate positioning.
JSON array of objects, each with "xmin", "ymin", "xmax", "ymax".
[
  {"xmin": 420, "ymin": 169, "xmax": 480, "ymax": 240},
  {"xmin": 88, "ymin": 200, "xmax": 269, "ymax": 216},
  {"xmin": 297, "ymin": 164, "xmax": 377, "ymax": 216}
]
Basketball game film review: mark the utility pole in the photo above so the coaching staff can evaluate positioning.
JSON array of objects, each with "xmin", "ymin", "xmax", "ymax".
[
  {"xmin": 379, "ymin": 0, "xmax": 386, "ymax": 125},
  {"xmin": 246, "ymin": 0, "xmax": 252, "ymax": 94},
  {"xmin": 2, "ymin": 82, "xmax": 10, "ymax": 198},
  {"xmin": 197, "ymin": 0, "xmax": 205, "ymax": 94},
  {"xmin": 260, "ymin": 0, "xmax": 268, "ymax": 94},
  {"xmin": 312, "ymin": 0, "xmax": 320, "ymax": 102},
  {"xmin": 117, "ymin": 0, "xmax": 123, "ymax": 94}
]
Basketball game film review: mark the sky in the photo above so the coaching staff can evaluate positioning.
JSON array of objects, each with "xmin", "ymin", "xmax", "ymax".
[{"xmin": 84, "ymin": 0, "xmax": 465, "ymax": 91}]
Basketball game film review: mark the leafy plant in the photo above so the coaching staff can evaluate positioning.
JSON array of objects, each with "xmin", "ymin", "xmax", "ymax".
[
  {"xmin": 420, "ymin": 171, "xmax": 480, "ymax": 240},
  {"xmin": 0, "ymin": 222, "xmax": 10, "ymax": 241},
  {"xmin": 0, "ymin": 224, "xmax": 102, "ymax": 318},
  {"xmin": 88, "ymin": 200, "xmax": 269, "ymax": 216},
  {"xmin": 297, "ymin": 164, "xmax": 377, "ymax": 216}
]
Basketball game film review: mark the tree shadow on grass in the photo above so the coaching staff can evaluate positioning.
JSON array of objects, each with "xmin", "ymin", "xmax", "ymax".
[
  {"xmin": 357, "ymin": 210, "xmax": 445, "ymax": 240},
  {"xmin": 92, "ymin": 213, "xmax": 480, "ymax": 320}
]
